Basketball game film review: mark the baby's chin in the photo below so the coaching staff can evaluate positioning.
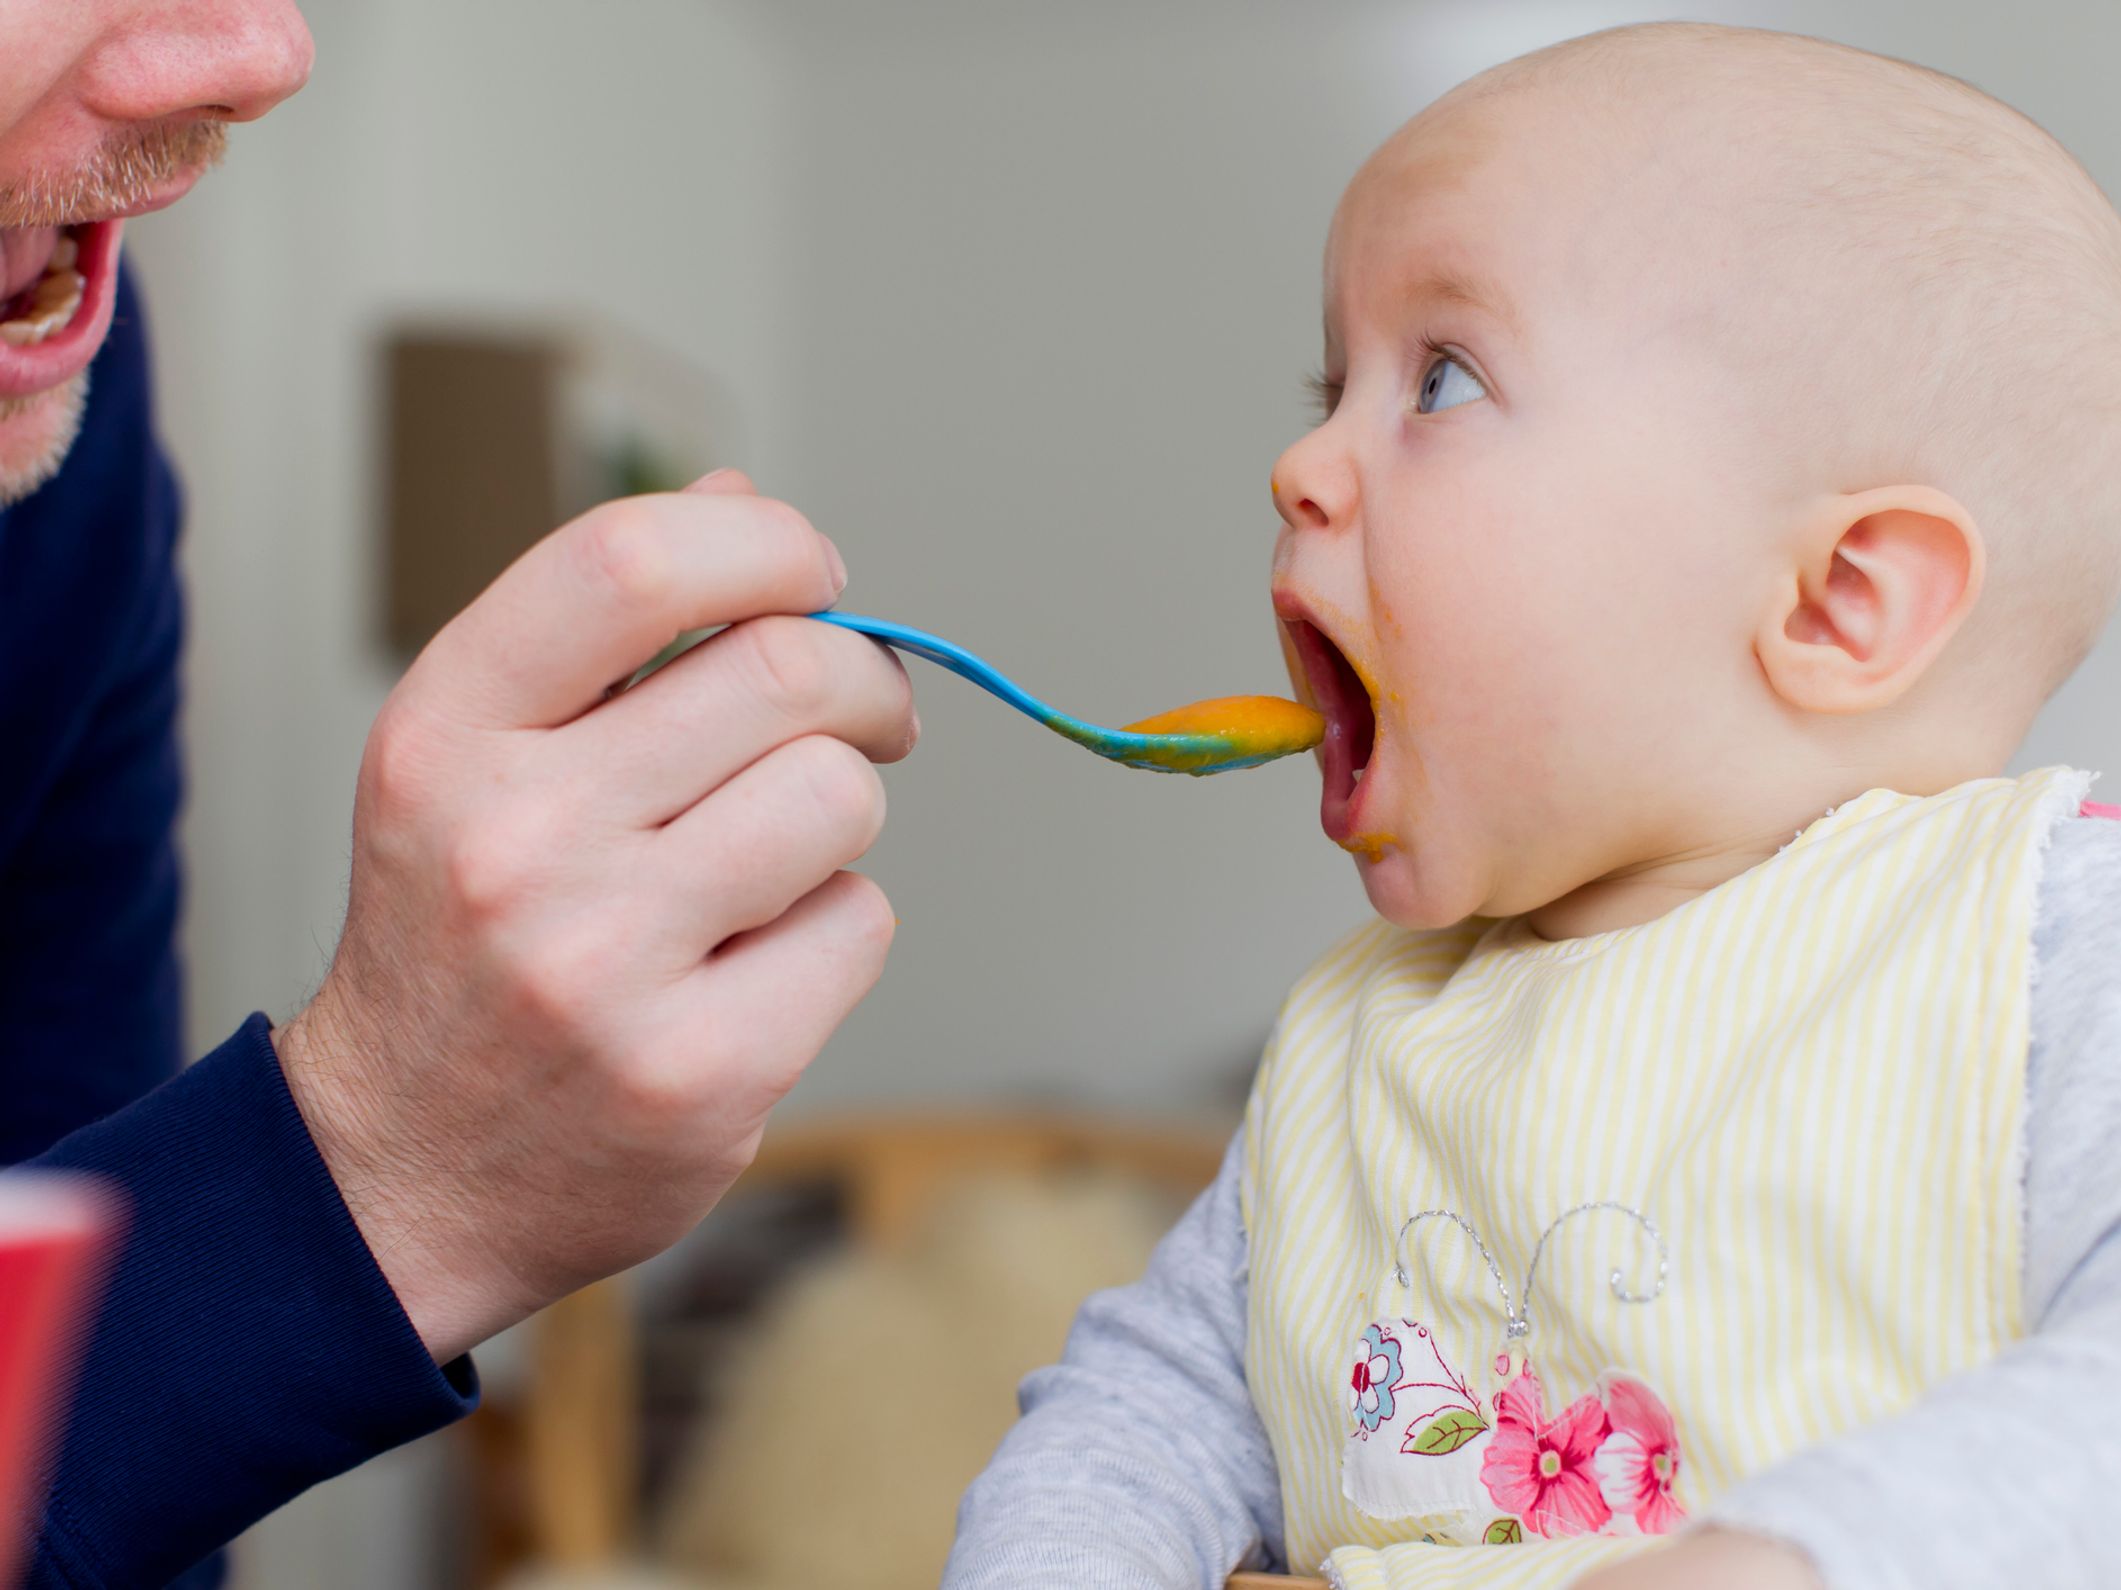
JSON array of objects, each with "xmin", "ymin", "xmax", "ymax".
[{"xmin": 1348, "ymin": 838, "xmax": 1489, "ymax": 932}]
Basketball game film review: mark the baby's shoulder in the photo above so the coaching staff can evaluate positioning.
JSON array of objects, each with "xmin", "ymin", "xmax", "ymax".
[
  {"xmin": 2030, "ymin": 813, "xmax": 2121, "ymax": 1096},
  {"xmin": 2038, "ymin": 809, "xmax": 2121, "ymax": 943}
]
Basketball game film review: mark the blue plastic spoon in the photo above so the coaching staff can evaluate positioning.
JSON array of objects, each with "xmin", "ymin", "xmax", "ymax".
[{"xmin": 810, "ymin": 611, "xmax": 1323, "ymax": 776}]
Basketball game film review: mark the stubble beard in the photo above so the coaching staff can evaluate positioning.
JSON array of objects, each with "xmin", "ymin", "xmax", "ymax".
[
  {"xmin": 0, "ymin": 118, "xmax": 223, "ymax": 509},
  {"xmin": 0, "ymin": 374, "xmax": 89, "ymax": 508}
]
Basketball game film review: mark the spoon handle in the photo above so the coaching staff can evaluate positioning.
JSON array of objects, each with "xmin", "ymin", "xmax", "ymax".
[
  {"xmin": 808, "ymin": 610, "xmax": 1082, "ymax": 733},
  {"xmin": 807, "ymin": 608, "xmax": 1321, "ymax": 776}
]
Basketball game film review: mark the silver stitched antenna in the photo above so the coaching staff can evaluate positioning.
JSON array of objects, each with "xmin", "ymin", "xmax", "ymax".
[
  {"xmin": 1392, "ymin": 1209, "xmax": 1517, "ymax": 1330},
  {"xmin": 1390, "ymin": 1200, "xmax": 1670, "ymax": 1352},
  {"xmin": 1520, "ymin": 1200, "xmax": 1670, "ymax": 1333}
]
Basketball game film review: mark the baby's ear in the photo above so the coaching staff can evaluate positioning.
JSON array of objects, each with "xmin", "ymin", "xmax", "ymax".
[{"xmin": 1755, "ymin": 486, "xmax": 1984, "ymax": 715}]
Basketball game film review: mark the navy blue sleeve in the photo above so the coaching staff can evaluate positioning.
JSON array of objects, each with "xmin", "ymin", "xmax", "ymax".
[
  {"xmin": 2, "ymin": 267, "xmax": 477, "ymax": 1588},
  {"xmin": 0, "ymin": 271, "xmax": 184, "ymax": 1162},
  {"xmin": 24, "ymin": 1017, "xmax": 478, "ymax": 1589}
]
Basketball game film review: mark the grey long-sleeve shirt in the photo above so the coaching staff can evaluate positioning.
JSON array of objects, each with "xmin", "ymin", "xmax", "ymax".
[{"xmin": 944, "ymin": 813, "xmax": 2121, "ymax": 1590}]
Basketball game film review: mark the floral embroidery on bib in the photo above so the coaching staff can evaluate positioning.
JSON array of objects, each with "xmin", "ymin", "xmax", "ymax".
[{"xmin": 1339, "ymin": 1203, "xmax": 1685, "ymax": 1541}]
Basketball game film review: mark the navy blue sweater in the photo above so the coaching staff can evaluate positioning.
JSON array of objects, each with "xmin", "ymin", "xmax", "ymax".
[{"xmin": 5, "ymin": 268, "xmax": 476, "ymax": 1588}]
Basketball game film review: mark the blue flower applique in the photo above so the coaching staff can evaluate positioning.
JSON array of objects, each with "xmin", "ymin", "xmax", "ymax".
[{"xmin": 1349, "ymin": 1323, "xmax": 1404, "ymax": 1435}]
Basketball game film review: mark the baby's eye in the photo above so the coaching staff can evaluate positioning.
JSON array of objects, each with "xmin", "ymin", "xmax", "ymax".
[{"xmin": 1414, "ymin": 352, "xmax": 1486, "ymax": 415}]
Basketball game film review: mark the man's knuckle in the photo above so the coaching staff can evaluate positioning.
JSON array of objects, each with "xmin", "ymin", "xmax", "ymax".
[
  {"xmin": 443, "ymin": 818, "xmax": 539, "ymax": 922},
  {"xmin": 575, "ymin": 505, "xmax": 669, "ymax": 609},
  {"xmin": 743, "ymin": 497, "xmax": 834, "ymax": 586},
  {"xmin": 744, "ymin": 617, "xmax": 836, "ymax": 720},
  {"xmin": 751, "ymin": 495, "xmax": 812, "ymax": 546},
  {"xmin": 509, "ymin": 925, "xmax": 612, "ymax": 1030},
  {"xmin": 793, "ymin": 736, "xmax": 885, "ymax": 835},
  {"xmin": 723, "ymin": 1126, "xmax": 767, "ymax": 1178},
  {"xmin": 362, "ymin": 701, "xmax": 433, "ymax": 817},
  {"xmin": 609, "ymin": 1053, "xmax": 688, "ymax": 1122}
]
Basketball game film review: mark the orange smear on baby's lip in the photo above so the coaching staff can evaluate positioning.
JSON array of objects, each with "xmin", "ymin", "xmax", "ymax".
[
  {"xmin": 1122, "ymin": 694, "xmax": 1324, "ymax": 749},
  {"xmin": 1335, "ymin": 831, "xmax": 1399, "ymax": 863}
]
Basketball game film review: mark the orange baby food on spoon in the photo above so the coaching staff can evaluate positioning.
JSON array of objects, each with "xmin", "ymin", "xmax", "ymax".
[{"xmin": 1124, "ymin": 695, "xmax": 1324, "ymax": 747}]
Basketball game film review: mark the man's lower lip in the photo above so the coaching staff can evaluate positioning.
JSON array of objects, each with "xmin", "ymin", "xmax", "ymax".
[{"xmin": 0, "ymin": 221, "xmax": 122, "ymax": 401}]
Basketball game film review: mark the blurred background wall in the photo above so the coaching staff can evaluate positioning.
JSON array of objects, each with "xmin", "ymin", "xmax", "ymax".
[{"xmin": 118, "ymin": 0, "xmax": 2121, "ymax": 1583}]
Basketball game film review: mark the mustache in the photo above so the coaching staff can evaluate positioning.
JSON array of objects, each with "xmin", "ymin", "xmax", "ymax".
[{"xmin": 0, "ymin": 120, "xmax": 226, "ymax": 230}]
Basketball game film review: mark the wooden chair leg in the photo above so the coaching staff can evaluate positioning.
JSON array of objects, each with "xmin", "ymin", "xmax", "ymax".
[{"xmin": 524, "ymin": 1276, "xmax": 637, "ymax": 1564}]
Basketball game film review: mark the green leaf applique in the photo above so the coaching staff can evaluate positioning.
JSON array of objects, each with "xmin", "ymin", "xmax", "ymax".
[
  {"xmin": 1405, "ymin": 1408, "xmax": 1489, "ymax": 1455},
  {"xmin": 1482, "ymin": 1518, "xmax": 1524, "ymax": 1546}
]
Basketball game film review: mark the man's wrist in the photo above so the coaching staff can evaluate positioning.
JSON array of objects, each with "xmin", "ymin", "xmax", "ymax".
[{"xmin": 273, "ymin": 991, "xmax": 499, "ymax": 1364}]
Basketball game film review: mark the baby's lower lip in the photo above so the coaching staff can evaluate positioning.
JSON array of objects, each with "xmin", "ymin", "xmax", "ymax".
[{"xmin": 1282, "ymin": 618, "xmax": 1377, "ymax": 843}]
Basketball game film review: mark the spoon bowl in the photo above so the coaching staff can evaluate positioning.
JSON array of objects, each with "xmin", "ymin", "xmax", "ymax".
[{"xmin": 810, "ymin": 611, "xmax": 1322, "ymax": 775}]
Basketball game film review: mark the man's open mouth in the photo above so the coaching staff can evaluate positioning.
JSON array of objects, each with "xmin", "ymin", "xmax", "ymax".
[
  {"xmin": 0, "ymin": 220, "xmax": 123, "ymax": 401},
  {"xmin": 2, "ymin": 227, "xmax": 86, "ymax": 346},
  {"xmin": 1284, "ymin": 617, "xmax": 1377, "ymax": 843}
]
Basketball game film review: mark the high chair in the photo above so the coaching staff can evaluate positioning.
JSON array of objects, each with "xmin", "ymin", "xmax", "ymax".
[{"xmin": 476, "ymin": 1110, "xmax": 1336, "ymax": 1588}]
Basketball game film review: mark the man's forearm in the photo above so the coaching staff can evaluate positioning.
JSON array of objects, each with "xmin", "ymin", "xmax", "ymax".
[{"xmin": 24, "ymin": 1017, "xmax": 475, "ymax": 1589}]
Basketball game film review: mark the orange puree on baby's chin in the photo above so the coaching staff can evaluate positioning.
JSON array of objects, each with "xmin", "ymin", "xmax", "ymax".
[
  {"xmin": 1336, "ymin": 832, "xmax": 1399, "ymax": 863},
  {"xmin": 1121, "ymin": 695, "xmax": 1325, "ymax": 748}
]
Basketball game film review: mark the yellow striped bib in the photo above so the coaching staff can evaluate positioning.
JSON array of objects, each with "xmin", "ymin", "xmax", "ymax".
[{"xmin": 1241, "ymin": 768, "xmax": 2088, "ymax": 1586}]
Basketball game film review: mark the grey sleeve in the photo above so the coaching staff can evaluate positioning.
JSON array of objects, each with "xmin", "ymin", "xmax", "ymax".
[
  {"xmin": 1706, "ymin": 813, "xmax": 2121, "ymax": 1588},
  {"xmin": 941, "ymin": 1128, "xmax": 1284, "ymax": 1589}
]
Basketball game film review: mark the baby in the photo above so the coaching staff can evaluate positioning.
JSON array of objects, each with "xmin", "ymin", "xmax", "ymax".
[{"xmin": 944, "ymin": 21, "xmax": 2121, "ymax": 1590}]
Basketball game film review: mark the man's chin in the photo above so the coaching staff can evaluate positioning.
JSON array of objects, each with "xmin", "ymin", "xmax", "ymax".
[{"xmin": 0, "ymin": 373, "xmax": 89, "ymax": 508}]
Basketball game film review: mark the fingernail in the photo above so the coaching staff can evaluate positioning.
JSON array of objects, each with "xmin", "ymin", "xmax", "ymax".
[{"xmin": 822, "ymin": 535, "xmax": 849, "ymax": 594}]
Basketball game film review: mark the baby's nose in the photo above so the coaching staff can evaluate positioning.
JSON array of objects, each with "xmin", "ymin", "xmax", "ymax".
[{"xmin": 1272, "ymin": 430, "xmax": 1356, "ymax": 534}]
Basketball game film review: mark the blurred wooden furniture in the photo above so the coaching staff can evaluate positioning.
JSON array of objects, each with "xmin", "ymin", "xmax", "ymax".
[
  {"xmin": 381, "ymin": 329, "xmax": 566, "ymax": 656},
  {"xmin": 474, "ymin": 1110, "xmax": 1231, "ymax": 1585}
]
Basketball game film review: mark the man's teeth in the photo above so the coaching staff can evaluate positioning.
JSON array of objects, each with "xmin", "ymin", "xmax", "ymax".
[
  {"xmin": 1352, "ymin": 766, "xmax": 1366, "ymax": 784},
  {"xmin": 1, "ymin": 237, "xmax": 84, "ymax": 348}
]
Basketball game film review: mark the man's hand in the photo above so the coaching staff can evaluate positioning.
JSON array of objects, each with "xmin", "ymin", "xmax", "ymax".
[
  {"xmin": 275, "ymin": 470, "xmax": 917, "ymax": 1363},
  {"xmin": 1570, "ymin": 1529, "xmax": 1824, "ymax": 1590}
]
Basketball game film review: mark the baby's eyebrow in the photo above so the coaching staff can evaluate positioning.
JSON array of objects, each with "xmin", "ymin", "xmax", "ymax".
[
  {"xmin": 1319, "ymin": 263, "xmax": 1521, "ymax": 356},
  {"xmin": 1406, "ymin": 267, "xmax": 1519, "ymax": 337}
]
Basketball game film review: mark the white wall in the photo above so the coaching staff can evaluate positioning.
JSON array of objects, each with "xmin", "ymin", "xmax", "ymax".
[
  {"xmin": 117, "ymin": 1, "xmax": 2121, "ymax": 1584},
  {"xmin": 137, "ymin": 0, "xmax": 2121, "ymax": 1121}
]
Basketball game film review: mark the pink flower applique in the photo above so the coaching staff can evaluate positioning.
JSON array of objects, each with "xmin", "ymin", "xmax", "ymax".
[
  {"xmin": 1477, "ymin": 1368, "xmax": 1613, "ymax": 1538},
  {"xmin": 1594, "ymin": 1373, "xmax": 1686, "ymax": 1534}
]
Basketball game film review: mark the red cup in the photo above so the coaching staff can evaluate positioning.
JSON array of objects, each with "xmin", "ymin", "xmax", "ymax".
[{"xmin": 0, "ymin": 1175, "xmax": 119, "ymax": 1586}]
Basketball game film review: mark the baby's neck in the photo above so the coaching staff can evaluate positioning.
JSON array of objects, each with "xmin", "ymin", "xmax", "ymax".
[
  {"xmin": 1523, "ymin": 820, "xmax": 1803, "ymax": 941},
  {"xmin": 1519, "ymin": 715, "xmax": 2025, "ymax": 941},
  {"xmin": 1522, "ymin": 761, "xmax": 1942, "ymax": 941}
]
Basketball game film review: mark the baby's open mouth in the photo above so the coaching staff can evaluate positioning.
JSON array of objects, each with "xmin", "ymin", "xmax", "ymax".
[{"xmin": 1285, "ymin": 618, "xmax": 1376, "ymax": 843}]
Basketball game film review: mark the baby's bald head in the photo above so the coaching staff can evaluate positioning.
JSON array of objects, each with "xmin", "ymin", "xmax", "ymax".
[
  {"xmin": 1424, "ymin": 24, "xmax": 2121, "ymax": 716},
  {"xmin": 1278, "ymin": 22, "xmax": 2121, "ymax": 928}
]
